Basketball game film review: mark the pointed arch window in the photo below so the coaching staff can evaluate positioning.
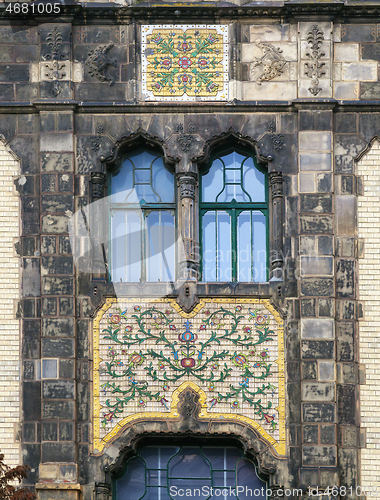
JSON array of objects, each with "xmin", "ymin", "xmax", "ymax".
[
  {"xmin": 200, "ymin": 151, "xmax": 268, "ymax": 282},
  {"xmin": 109, "ymin": 149, "xmax": 176, "ymax": 283},
  {"xmin": 113, "ymin": 445, "xmax": 267, "ymax": 500}
]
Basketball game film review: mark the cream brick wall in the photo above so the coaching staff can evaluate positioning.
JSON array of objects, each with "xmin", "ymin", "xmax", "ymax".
[
  {"xmin": 358, "ymin": 139, "xmax": 380, "ymax": 487},
  {"xmin": 0, "ymin": 140, "xmax": 21, "ymax": 467}
]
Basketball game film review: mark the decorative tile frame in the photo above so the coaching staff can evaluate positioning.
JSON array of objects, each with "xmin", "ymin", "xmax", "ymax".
[
  {"xmin": 93, "ymin": 298, "xmax": 285, "ymax": 455},
  {"xmin": 141, "ymin": 25, "xmax": 228, "ymax": 101}
]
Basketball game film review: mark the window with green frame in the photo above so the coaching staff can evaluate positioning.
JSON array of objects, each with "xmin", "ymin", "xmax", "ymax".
[
  {"xmin": 200, "ymin": 151, "xmax": 268, "ymax": 282},
  {"xmin": 108, "ymin": 149, "xmax": 176, "ymax": 283},
  {"xmin": 113, "ymin": 445, "xmax": 267, "ymax": 500}
]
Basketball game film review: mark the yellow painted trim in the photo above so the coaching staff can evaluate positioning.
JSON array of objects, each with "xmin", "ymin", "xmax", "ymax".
[{"xmin": 93, "ymin": 298, "xmax": 286, "ymax": 457}]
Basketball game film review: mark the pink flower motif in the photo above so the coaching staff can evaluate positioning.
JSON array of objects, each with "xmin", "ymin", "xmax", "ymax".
[
  {"xmin": 178, "ymin": 56, "xmax": 192, "ymax": 69},
  {"xmin": 109, "ymin": 314, "xmax": 120, "ymax": 324},
  {"xmin": 199, "ymin": 325, "xmax": 206, "ymax": 331},
  {"xmin": 169, "ymin": 324, "xmax": 176, "ymax": 330},
  {"xmin": 207, "ymin": 34, "xmax": 218, "ymax": 43},
  {"xmin": 134, "ymin": 305, "xmax": 141, "ymax": 311},
  {"xmin": 235, "ymin": 305, "xmax": 242, "ymax": 312},
  {"xmin": 244, "ymin": 327, "xmax": 251, "ymax": 334},
  {"xmin": 165, "ymin": 309, "xmax": 172, "ymax": 315},
  {"xmin": 163, "ymin": 384, "xmax": 170, "ymax": 391},
  {"xmin": 158, "ymin": 363, "xmax": 165, "ymax": 370},
  {"xmin": 125, "ymin": 325, "xmax": 133, "ymax": 332},
  {"xmin": 108, "ymin": 347, "xmax": 117, "ymax": 357},
  {"xmin": 116, "ymin": 360, "xmax": 124, "ymax": 367}
]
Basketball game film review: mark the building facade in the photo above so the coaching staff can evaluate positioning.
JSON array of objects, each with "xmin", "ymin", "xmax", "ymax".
[{"xmin": 1, "ymin": 0, "xmax": 380, "ymax": 498}]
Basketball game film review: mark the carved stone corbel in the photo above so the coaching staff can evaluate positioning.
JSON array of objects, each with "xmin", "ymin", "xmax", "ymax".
[{"xmin": 269, "ymin": 172, "xmax": 284, "ymax": 281}]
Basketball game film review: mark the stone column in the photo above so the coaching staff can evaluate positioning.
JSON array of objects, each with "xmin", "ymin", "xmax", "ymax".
[
  {"xmin": 269, "ymin": 171, "xmax": 284, "ymax": 281},
  {"xmin": 176, "ymin": 172, "xmax": 198, "ymax": 281}
]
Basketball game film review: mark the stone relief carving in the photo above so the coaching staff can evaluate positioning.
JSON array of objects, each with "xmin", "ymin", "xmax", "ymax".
[
  {"xmin": 177, "ymin": 173, "xmax": 196, "ymax": 200},
  {"xmin": 90, "ymin": 124, "xmax": 104, "ymax": 152},
  {"xmin": 268, "ymin": 123, "xmax": 284, "ymax": 152},
  {"xmin": 85, "ymin": 44, "xmax": 117, "ymax": 86},
  {"xmin": 304, "ymin": 25, "xmax": 326, "ymax": 96},
  {"xmin": 176, "ymin": 123, "xmax": 195, "ymax": 152},
  {"xmin": 253, "ymin": 42, "xmax": 286, "ymax": 84},
  {"xmin": 44, "ymin": 26, "xmax": 67, "ymax": 80}
]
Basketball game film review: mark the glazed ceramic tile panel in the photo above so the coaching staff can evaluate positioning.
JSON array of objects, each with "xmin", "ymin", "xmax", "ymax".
[
  {"xmin": 93, "ymin": 298, "xmax": 285, "ymax": 455},
  {"xmin": 141, "ymin": 25, "xmax": 228, "ymax": 101}
]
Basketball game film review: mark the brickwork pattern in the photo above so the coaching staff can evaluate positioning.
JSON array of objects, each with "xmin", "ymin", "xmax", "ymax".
[
  {"xmin": 0, "ymin": 141, "xmax": 21, "ymax": 466},
  {"xmin": 358, "ymin": 139, "xmax": 380, "ymax": 487}
]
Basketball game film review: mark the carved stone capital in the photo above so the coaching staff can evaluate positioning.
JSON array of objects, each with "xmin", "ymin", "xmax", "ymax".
[
  {"xmin": 91, "ymin": 172, "xmax": 107, "ymax": 200},
  {"xmin": 94, "ymin": 482, "xmax": 111, "ymax": 500},
  {"xmin": 269, "ymin": 171, "xmax": 283, "ymax": 199},
  {"xmin": 177, "ymin": 173, "xmax": 197, "ymax": 200}
]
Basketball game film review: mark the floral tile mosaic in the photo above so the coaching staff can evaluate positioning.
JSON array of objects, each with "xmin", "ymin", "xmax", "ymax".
[
  {"xmin": 141, "ymin": 25, "xmax": 228, "ymax": 101},
  {"xmin": 93, "ymin": 298, "xmax": 285, "ymax": 455}
]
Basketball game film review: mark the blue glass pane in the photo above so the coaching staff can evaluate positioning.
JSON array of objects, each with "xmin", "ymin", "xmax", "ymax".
[
  {"xmin": 144, "ymin": 487, "xmax": 171, "ymax": 500},
  {"xmin": 116, "ymin": 457, "xmax": 146, "ymax": 500},
  {"xmin": 146, "ymin": 211, "xmax": 175, "ymax": 282},
  {"xmin": 202, "ymin": 211, "xmax": 216, "ymax": 281},
  {"xmin": 252, "ymin": 212, "xmax": 267, "ymax": 282},
  {"xmin": 111, "ymin": 210, "xmax": 126, "ymax": 282},
  {"xmin": 217, "ymin": 211, "xmax": 231, "ymax": 281},
  {"xmin": 112, "ymin": 151, "xmax": 174, "ymax": 205},
  {"xmin": 243, "ymin": 157, "xmax": 265, "ymax": 202},
  {"xmin": 236, "ymin": 459, "xmax": 266, "ymax": 500},
  {"xmin": 203, "ymin": 448, "xmax": 242, "ymax": 470},
  {"xmin": 202, "ymin": 158, "xmax": 224, "ymax": 202},
  {"xmin": 147, "ymin": 471, "xmax": 167, "ymax": 486},
  {"xmin": 222, "ymin": 152, "xmax": 246, "ymax": 169},
  {"xmin": 237, "ymin": 211, "xmax": 252, "ymax": 282},
  {"xmin": 140, "ymin": 447, "xmax": 179, "ymax": 469},
  {"xmin": 213, "ymin": 470, "xmax": 235, "ymax": 487},
  {"xmin": 169, "ymin": 447, "xmax": 211, "ymax": 478},
  {"xmin": 111, "ymin": 158, "xmax": 133, "ymax": 203},
  {"xmin": 152, "ymin": 158, "xmax": 175, "ymax": 203},
  {"xmin": 125, "ymin": 211, "xmax": 142, "ymax": 282},
  {"xmin": 135, "ymin": 169, "xmax": 151, "ymax": 184}
]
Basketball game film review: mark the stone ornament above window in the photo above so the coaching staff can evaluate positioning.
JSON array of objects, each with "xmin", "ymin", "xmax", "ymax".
[
  {"xmin": 141, "ymin": 25, "xmax": 228, "ymax": 101},
  {"xmin": 93, "ymin": 297, "xmax": 285, "ymax": 455}
]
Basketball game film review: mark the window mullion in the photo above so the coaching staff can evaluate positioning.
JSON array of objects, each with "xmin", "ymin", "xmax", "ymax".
[
  {"xmin": 231, "ymin": 208, "xmax": 237, "ymax": 281},
  {"xmin": 142, "ymin": 211, "xmax": 146, "ymax": 282}
]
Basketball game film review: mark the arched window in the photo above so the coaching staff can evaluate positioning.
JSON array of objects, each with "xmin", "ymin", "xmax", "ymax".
[
  {"xmin": 200, "ymin": 151, "xmax": 268, "ymax": 282},
  {"xmin": 114, "ymin": 445, "xmax": 267, "ymax": 500},
  {"xmin": 109, "ymin": 149, "xmax": 176, "ymax": 283}
]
